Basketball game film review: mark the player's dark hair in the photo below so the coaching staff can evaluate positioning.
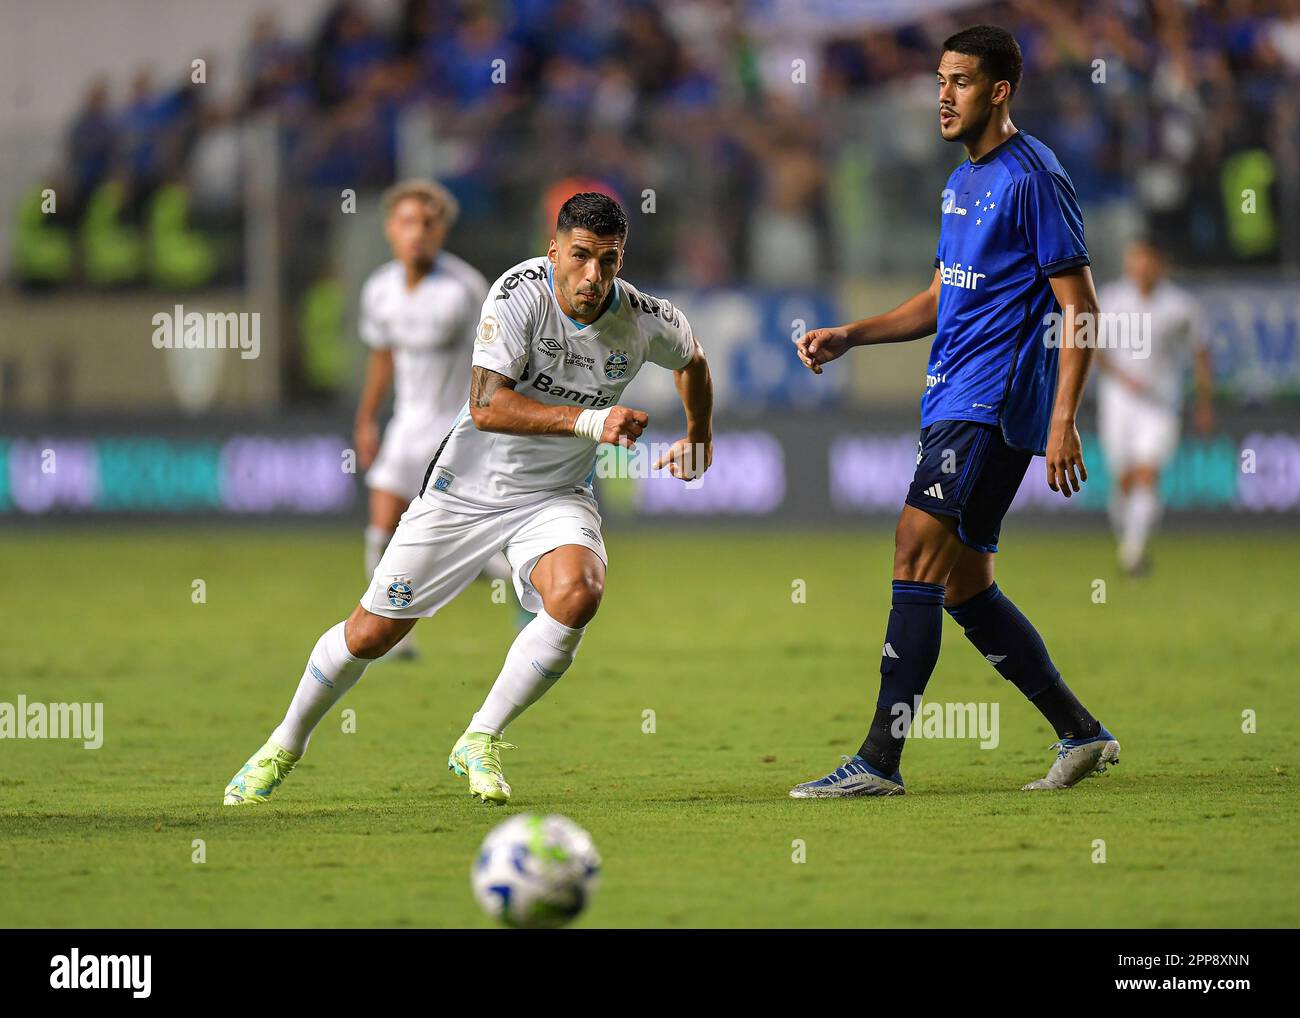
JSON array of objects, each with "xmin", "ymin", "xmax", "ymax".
[
  {"xmin": 557, "ymin": 192, "xmax": 628, "ymax": 240},
  {"xmin": 942, "ymin": 25, "xmax": 1023, "ymax": 98}
]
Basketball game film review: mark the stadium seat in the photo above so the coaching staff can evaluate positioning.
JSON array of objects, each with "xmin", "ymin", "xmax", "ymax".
[
  {"xmin": 12, "ymin": 185, "xmax": 74, "ymax": 285},
  {"xmin": 299, "ymin": 276, "xmax": 347, "ymax": 390},
  {"xmin": 81, "ymin": 180, "xmax": 145, "ymax": 285},
  {"xmin": 1221, "ymin": 150, "xmax": 1277, "ymax": 259},
  {"xmin": 148, "ymin": 184, "xmax": 217, "ymax": 289}
]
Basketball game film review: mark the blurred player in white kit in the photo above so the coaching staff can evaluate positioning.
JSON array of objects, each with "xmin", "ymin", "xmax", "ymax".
[
  {"xmin": 1096, "ymin": 238, "xmax": 1214, "ymax": 576},
  {"xmin": 353, "ymin": 180, "xmax": 514, "ymax": 657}
]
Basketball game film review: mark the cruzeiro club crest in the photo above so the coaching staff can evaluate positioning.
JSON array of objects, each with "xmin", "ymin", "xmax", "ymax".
[
  {"xmin": 387, "ymin": 580, "xmax": 414, "ymax": 609},
  {"xmin": 604, "ymin": 350, "xmax": 629, "ymax": 380}
]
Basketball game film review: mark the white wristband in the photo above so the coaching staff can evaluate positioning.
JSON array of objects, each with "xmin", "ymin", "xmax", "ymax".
[{"xmin": 574, "ymin": 407, "xmax": 611, "ymax": 442}]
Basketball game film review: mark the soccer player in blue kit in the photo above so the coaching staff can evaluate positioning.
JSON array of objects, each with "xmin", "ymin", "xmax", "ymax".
[{"xmin": 791, "ymin": 25, "xmax": 1120, "ymax": 796}]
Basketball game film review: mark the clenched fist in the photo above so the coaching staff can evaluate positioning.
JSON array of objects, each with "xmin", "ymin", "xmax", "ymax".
[{"xmin": 601, "ymin": 405, "xmax": 649, "ymax": 448}]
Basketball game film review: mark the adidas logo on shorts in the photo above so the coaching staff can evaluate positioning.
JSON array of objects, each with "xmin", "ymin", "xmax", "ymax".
[{"xmin": 923, "ymin": 482, "xmax": 945, "ymax": 499}]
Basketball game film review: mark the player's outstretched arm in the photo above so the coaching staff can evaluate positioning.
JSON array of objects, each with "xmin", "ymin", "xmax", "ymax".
[
  {"xmin": 468, "ymin": 366, "xmax": 649, "ymax": 447},
  {"xmin": 1045, "ymin": 266, "xmax": 1101, "ymax": 498},
  {"xmin": 653, "ymin": 341, "xmax": 713, "ymax": 480},
  {"xmin": 354, "ymin": 349, "xmax": 394, "ymax": 469},
  {"xmin": 795, "ymin": 268, "xmax": 942, "ymax": 374}
]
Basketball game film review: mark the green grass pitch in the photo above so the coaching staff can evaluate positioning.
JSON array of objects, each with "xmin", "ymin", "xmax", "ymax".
[{"xmin": 1, "ymin": 526, "xmax": 1296, "ymax": 927}]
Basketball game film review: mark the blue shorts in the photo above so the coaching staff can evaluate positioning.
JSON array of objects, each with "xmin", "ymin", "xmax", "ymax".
[{"xmin": 904, "ymin": 420, "xmax": 1033, "ymax": 553}]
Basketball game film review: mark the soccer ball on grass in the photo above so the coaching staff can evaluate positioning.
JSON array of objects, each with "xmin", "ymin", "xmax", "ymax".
[{"xmin": 471, "ymin": 813, "xmax": 601, "ymax": 928}]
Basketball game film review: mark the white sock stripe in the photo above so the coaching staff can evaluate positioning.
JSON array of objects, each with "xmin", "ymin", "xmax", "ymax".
[
  {"xmin": 273, "ymin": 620, "xmax": 370, "ymax": 756},
  {"xmin": 471, "ymin": 608, "xmax": 584, "ymax": 734}
]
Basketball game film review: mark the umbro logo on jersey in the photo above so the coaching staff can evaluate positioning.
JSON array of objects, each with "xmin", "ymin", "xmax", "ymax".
[
  {"xmin": 539, "ymin": 337, "xmax": 597, "ymax": 371},
  {"xmin": 923, "ymin": 483, "xmax": 945, "ymax": 499}
]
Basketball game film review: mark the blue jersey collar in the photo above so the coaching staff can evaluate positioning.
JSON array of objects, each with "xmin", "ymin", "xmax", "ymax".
[{"xmin": 969, "ymin": 130, "xmax": 1022, "ymax": 167}]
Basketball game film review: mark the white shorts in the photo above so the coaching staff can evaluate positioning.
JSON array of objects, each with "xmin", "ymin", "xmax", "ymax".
[
  {"xmin": 366, "ymin": 414, "xmax": 455, "ymax": 500},
  {"xmin": 1099, "ymin": 384, "xmax": 1181, "ymax": 476},
  {"xmin": 361, "ymin": 490, "xmax": 608, "ymax": 618}
]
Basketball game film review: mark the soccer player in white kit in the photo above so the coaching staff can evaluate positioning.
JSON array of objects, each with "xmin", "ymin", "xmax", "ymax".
[
  {"xmin": 1096, "ymin": 238, "xmax": 1213, "ymax": 575},
  {"xmin": 224, "ymin": 193, "xmax": 714, "ymax": 806},
  {"xmin": 353, "ymin": 180, "xmax": 515, "ymax": 659}
]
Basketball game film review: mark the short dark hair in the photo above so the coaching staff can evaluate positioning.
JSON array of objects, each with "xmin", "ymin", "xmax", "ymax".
[
  {"xmin": 942, "ymin": 25, "xmax": 1023, "ymax": 98},
  {"xmin": 557, "ymin": 192, "xmax": 628, "ymax": 240}
]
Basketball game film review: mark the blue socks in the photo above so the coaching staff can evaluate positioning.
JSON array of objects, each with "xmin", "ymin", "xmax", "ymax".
[
  {"xmin": 858, "ymin": 579, "xmax": 1101, "ymax": 771},
  {"xmin": 945, "ymin": 582, "xmax": 1099, "ymax": 740},
  {"xmin": 858, "ymin": 580, "xmax": 946, "ymax": 774}
]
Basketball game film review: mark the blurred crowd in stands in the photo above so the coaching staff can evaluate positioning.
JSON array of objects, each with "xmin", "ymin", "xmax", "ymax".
[{"xmin": 21, "ymin": 0, "xmax": 1300, "ymax": 292}]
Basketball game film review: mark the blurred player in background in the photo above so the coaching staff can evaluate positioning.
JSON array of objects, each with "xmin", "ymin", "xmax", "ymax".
[
  {"xmin": 353, "ymin": 180, "xmax": 515, "ymax": 658},
  {"xmin": 1097, "ymin": 238, "xmax": 1213, "ymax": 576},
  {"xmin": 225, "ymin": 193, "xmax": 713, "ymax": 807},
  {"xmin": 792, "ymin": 25, "xmax": 1119, "ymax": 797}
]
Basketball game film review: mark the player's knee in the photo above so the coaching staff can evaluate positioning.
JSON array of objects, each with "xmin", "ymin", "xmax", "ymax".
[
  {"xmin": 344, "ymin": 607, "xmax": 412, "ymax": 659},
  {"xmin": 945, "ymin": 555, "xmax": 995, "ymax": 605},
  {"xmin": 893, "ymin": 531, "xmax": 937, "ymax": 582},
  {"xmin": 545, "ymin": 573, "xmax": 603, "ymax": 628}
]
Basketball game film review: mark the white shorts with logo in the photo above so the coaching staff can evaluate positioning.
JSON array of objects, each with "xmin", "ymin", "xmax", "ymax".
[
  {"xmin": 366, "ymin": 413, "xmax": 457, "ymax": 500},
  {"xmin": 361, "ymin": 490, "xmax": 608, "ymax": 618},
  {"xmin": 1099, "ymin": 383, "xmax": 1181, "ymax": 476}
]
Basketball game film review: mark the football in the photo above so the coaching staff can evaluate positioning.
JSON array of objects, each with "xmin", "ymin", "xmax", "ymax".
[{"xmin": 471, "ymin": 814, "xmax": 601, "ymax": 929}]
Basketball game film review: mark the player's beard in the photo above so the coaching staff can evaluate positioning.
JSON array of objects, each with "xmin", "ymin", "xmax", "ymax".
[
  {"xmin": 568, "ymin": 282, "xmax": 609, "ymax": 318},
  {"xmin": 945, "ymin": 105, "xmax": 991, "ymax": 146}
]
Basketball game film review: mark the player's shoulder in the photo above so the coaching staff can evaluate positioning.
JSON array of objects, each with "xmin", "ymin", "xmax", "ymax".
[
  {"xmin": 616, "ymin": 277, "xmax": 690, "ymax": 335},
  {"xmin": 361, "ymin": 259, "xmax": 403, "ymax": 298},
  {"xmin": 1159, "ymin": 278, "xmax": 1197, "ymax": 304},
  {"xmin": 489, "ymin": 256, "xmax": 551, "ymax": 304},
  {"xmin": 994, "ymin": 132, "xmax": 1072, "ymax": 186},
  {"xmin": 435, "ymin": 250, "xmax": 488, "ymax": 295},
  {"xmin": 1157, "ymin": 279, "xmax": 1200, "ymax": 318}
]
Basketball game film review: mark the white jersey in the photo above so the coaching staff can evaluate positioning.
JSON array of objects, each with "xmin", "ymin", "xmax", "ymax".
[
  {"xmin": 1096, "ymin": 278, "xmax": 1204, "ymax": 412},
  {"xmin": 424, "ymin": 256, "xmax": 696, "ymax": 509},
  {"xmin": 359, "ymin": 253, "xmax": 487, "ymax": 427}
]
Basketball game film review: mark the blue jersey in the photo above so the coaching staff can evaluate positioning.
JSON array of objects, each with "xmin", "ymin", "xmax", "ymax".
[{"xmin": 925, "ymin": 131, "xmax": 1089, "ymax": 454}]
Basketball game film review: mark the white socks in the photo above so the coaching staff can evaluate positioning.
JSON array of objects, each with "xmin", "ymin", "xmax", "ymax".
[
  {"xmin": 365, "ymin": 525, "xmax": 393, "ymax": 577},
  {"xmin": 1108, "ymin": 490, "xmax": 1127, "ymax": 535},
  {"xmin": 470, "ymin": 609, "xmax": 585, "ymax": 736},
  {"xmin": 1120, "ymin": 484, "xmax": 1161, "ymax": 570},
  {"xmin": 271, "ymin": 622, "xmax": 370, "ymax": 756}
]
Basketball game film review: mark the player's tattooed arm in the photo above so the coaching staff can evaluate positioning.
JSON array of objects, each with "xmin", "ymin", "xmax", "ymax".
[
  {"xmin": 468, "ymin": 365, "xmax": 573, "ymax": 434},
  {"xmin": 470, "ymin": 364, "xmax": 517, "ymax": 411},
  {"xmin": 469, "ymin": 365, "xmax": 649, "ymax": 445},
  {"xmin": 1045, "ymin": 265, "xmax": 1100, "ymax": 498}
]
